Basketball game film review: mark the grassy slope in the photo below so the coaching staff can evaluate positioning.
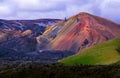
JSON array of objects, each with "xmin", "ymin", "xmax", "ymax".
[{"xmin": 60, "ymin": 38, "xmax": 120, "ymax": 65}]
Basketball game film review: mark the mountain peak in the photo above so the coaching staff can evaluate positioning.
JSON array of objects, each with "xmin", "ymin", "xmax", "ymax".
[
  {"xmin": 78, "ymin": 12, "xmax": 91, "ymax": 15},
  {"xmin": 69, "ymin": 12, "xmax": 93, "ymax": 20}
]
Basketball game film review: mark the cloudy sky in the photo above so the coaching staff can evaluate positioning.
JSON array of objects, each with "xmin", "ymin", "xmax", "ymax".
[{"xmin": 0, "ymin": 0, "xmax": 120, "ymax": 23}]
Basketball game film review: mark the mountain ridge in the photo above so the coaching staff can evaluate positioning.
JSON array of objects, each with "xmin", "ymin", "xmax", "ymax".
[
  {"xmin": 37, "ymin": 12, "xmax": 120, "ymax": 52},
  {"xmin": 0, "ymin": 19, "xmax": 60, "ymax": 52}
]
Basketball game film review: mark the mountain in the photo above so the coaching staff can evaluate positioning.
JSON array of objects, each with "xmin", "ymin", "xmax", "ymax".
[
  {"xmin": 0, "ymin": 19, "xmax": 60, "ymax": 52},
  {"xmin": 37, "ymin": 12, "xmax": 120, "ymax": 52},
  {"xmin": 60, "ymin": 38, "xmax": 120, "ymax": 65},
  {"xmin": 0, "ymin": 19, "xmax": 60, "ymax": 34}
]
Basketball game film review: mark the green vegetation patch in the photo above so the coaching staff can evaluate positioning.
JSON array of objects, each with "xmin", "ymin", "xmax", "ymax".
[{"xmin": 60, "ymin": 38, "xmax": 120, "ymax": 65}]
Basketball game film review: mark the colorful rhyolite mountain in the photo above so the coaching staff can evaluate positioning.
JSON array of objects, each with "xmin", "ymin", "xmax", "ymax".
[{"xmin": 37, "ymin": 12, "xmax": 120, "ymax": 52}]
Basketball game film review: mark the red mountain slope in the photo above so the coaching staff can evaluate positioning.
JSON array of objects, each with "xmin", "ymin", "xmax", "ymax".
[{"xmin": 37, "ymin": 12, "xmax": 120, "ymax": 52}]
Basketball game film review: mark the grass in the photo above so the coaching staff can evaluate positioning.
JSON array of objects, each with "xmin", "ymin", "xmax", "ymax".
[{"xmin": 60, "ymin": 38, "xmax": 120, "ymax": 65}]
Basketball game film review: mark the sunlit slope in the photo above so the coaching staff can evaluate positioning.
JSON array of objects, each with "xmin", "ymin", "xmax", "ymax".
[
  {"xmin": 37, "ymin": 12, "xmax": 120, "ymax": 53},
  {"xmin": 60, "ymin": 38, "xmax": 120, "ymax": 65},
  {"xmin": 48, "ymin": 12, "xmax": 120, "ymax": 52}
]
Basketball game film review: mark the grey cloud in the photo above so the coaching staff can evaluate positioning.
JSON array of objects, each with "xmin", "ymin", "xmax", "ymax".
[
  {"xmin": 0, "ymin": 0, "xmax": 119, "ymax": 23},
  {"xmin": 20, "ymin": 3, "xmax": 66, "ymax": 12},
  {"xmin": 99, "ymin": 0, "xmax": 120, "ymax": 23}
]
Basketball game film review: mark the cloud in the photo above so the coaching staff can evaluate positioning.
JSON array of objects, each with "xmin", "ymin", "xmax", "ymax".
[
  {"xmin": 0, "ymin": 0, "xmax": 3, "ymax": 2},
  {"xmin": 0, "ymin": 0, "xmax": 119, "ymax": 23},
  {"xmin": 99, "ymin": 0, "xmax": 120, "ymax": 22},
  {"xmin": 0, "ymin": 4, "xmax": 15, "ymax": 17}
]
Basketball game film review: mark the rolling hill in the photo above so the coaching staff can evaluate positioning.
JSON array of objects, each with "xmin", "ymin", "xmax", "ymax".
[{"xmin": 60, "ymin": 38, "xmax": 120, "ymax": 65}]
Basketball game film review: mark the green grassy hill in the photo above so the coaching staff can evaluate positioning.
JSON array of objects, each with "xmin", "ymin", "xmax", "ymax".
[{"xmin": 60, "ymin": 38, "xmax": 120, "ymax": 65}]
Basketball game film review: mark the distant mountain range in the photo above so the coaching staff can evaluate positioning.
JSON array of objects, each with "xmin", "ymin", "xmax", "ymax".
[{"xmin": 0, "ymin": 19, "xmax": 60, "ymax": 52}]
